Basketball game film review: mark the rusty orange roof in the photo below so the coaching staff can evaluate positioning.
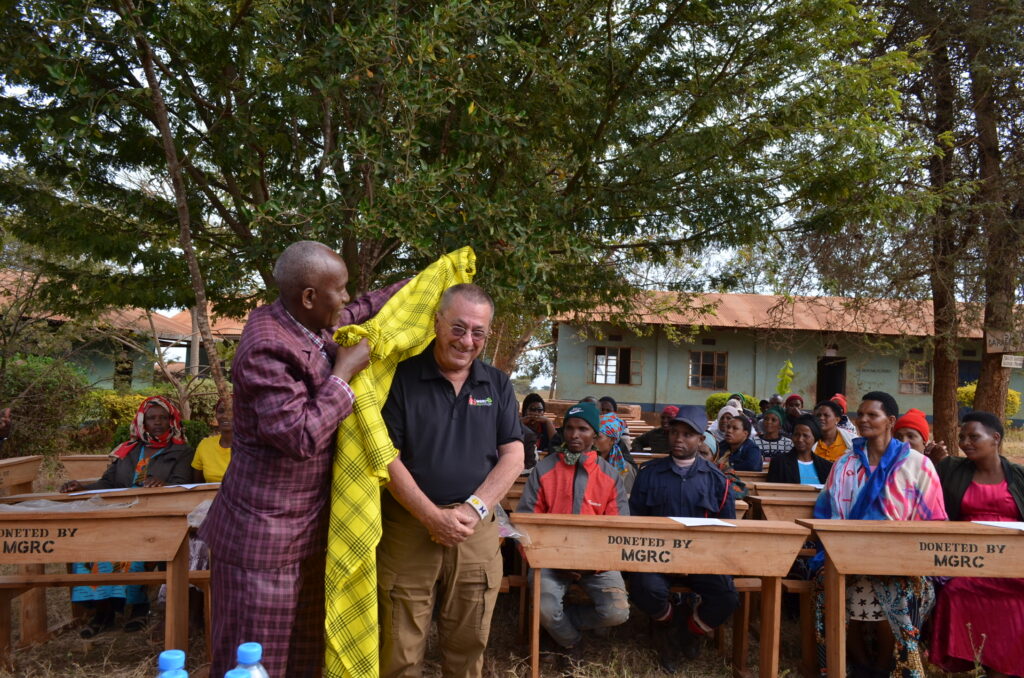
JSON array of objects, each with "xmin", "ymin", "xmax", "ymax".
[
  {"xmin": 559, "ymin": 291, "xmax": 983, "ymax": 339},
  {"xmin": 168, "ymin": 306, "xmax": 246, "ymax": 340}
]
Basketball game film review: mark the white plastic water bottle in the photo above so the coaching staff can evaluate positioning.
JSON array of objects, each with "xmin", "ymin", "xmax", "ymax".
[
  {"xmin": 224, "ymin": 671, "xmax": 250, "ymax": 678},
  {"xmin": 234, "ymin": 642, "xmax": 271, "ymax": 678},
  {"xmin": 156, "ymin": 650, "xmax": 187, "ymax": 677}
]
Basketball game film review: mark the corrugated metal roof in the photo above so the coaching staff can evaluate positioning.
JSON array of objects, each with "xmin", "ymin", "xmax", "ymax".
[{"xmin": 559, "ymin": 291, "xmax": 983, "ymax": 339}]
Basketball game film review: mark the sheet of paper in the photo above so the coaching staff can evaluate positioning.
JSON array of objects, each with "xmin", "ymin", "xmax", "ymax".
[
  {"xmin": 669, "ymin": 517, "xmax": 735, "ymax": 527},
  {"xmin": 68, "ymin": 487, "xmax": 132, "ymax": 496},
  {"xmin": 971, "ymin": 520, "xmax": 1024, "ymax": 532},
  {"xmin": 809, "ymin": 484, "xmax": 825, "ymax": 490},
  {"xmin": 166, "ymin": 483, "xmax": 220, "ymax": 490}
]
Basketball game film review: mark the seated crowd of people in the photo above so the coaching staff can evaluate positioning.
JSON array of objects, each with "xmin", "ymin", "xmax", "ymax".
[{"xmin": 516, "ymin": 390, "xmax": 1023, "ymax": 678}]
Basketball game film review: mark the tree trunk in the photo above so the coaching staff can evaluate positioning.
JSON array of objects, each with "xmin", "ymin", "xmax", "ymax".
[
  {"xmin": 492, "ymin": 316, "xmax": 545, "ymax": 374},
  {"xmin": 119, "ymin": 0, "xmax": 231, "ymax": 409},
  {"xmin": 922, "ymin": 2, "xmax": 961, "ymax": 450},
  {"xmin": 964, "ymin": 0, "xmax": 1014, "ymax": 418}
]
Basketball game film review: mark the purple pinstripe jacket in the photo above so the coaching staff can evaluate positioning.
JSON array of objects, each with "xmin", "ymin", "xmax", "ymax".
[{"xmin": 200, "ymin": 284, "xmax": 401, "ymax": 567}]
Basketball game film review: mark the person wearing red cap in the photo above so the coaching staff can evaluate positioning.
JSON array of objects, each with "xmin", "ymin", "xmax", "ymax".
[
  {"xmin": 894, "ymin": 408, "xmax": 948, "ymax": 466},
  {"xmin": 830, "ymin": 393, "xmax": 858, "ymax": 435},
  {"xmin": 631, "ymin": 406, "xmax": 679, "ymax": 454}
]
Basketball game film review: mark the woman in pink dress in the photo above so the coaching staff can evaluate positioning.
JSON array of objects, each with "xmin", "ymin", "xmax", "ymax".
[{"xmin": 930, "ymin": 411, "xmax": 1024, "ymax": 677}]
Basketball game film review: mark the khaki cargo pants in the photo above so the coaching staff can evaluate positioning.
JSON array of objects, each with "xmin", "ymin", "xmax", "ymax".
[{"xmin": 378, "ymin": 492, "xmax": 503, "ymax": 678}]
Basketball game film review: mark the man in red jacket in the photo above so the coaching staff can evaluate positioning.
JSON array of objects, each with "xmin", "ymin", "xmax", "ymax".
[{"xmin": 516, "ymin": 401, "xmax": 630, "ymax": 665}]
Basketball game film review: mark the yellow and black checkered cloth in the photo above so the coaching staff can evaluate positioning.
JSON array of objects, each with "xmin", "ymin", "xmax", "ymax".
[{"xmin": 324, "ymin": 246, "xmax": 476, "ymax": 677}]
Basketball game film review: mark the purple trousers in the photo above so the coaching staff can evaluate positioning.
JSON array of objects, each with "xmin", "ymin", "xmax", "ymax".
[{"xmin": 209, "ymin": 552, "xmax": 326, "ymax": 678}]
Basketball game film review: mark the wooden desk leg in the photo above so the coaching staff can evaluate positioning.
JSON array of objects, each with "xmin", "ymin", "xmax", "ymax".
[
  {"xmin": 732, "ymin": 590, "xmax": 751, "ymax": 677},
  {"xmin": 799, "ymin": 586, "xmax": 816, "ymax": 678},
  {"xmin": 17, "ymin": 565, "xmax": 47, "ymax": 647},
  {"xmin": 530, "ymin": 571, "xmax": 541, "ymax": 678},
  {"xmin": 165, "ymin": 536, "xmax": 189, "ymax": 651},
  {"xmin": 758, "ymin": 576, "xmax": 782, "ymax": 678},
  {"xmin": 0, "ymin": 590, "xmax": 16, "ymax": 671},
  {"xmin": 824, "ymin": 557, "xmax": 845, "ymax": 678}
]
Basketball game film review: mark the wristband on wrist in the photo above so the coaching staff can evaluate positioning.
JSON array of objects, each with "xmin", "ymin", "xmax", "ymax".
[{"xmin": 464, "ymin": 494, "xmax": 489, "ymax": 520}]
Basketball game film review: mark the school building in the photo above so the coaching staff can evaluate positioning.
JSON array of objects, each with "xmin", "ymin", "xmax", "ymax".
[{"xmin": 551, "ymin": 292, "xmax": 1024, "ymax": 422}]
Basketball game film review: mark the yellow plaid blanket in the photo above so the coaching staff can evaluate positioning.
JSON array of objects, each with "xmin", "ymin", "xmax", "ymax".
[{"xmin": 324, "ymin": 246, "xmax": 476, "ymax": 677}]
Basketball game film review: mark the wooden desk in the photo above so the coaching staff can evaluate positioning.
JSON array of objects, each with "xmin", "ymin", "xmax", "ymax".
[
  {"xmin": 2, "ymin": 484, "xmax": 220, "ymax": 512},
  {"xmin": 0, "ymin": 509, "xmax": 190, "ymax": 669},
  {"xmin": 0, "ymin": 457, "xmax": 42, "ymax": 497},
  {"xmin": 513, "ymin": 514, "xmax": 810, "ymax": 678},
  {"xmin": 734, "ymin": 470, "xmax": 768, "ymax": 483},
  {"xmin": 746, "ymin": 496, "xmax": 816, "ymax": 521},
  {"xmin": 751, "ymin": 483, "xmax": 822, "ymax": 500},
  {"xmin": 57, "ymin": 455, "xmax": 112, "ymax": 481},
  {"xmin": 797, "ymin": 519, "xmax": 1024, "ymax": 678},
  {"xmin": 632, "ymin": 452, "xmax": 667, "ymax": 465}
]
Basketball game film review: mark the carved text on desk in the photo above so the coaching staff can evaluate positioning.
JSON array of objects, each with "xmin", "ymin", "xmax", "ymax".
[
  {"xmin": 607, "ymin": 534, "xmax": 693, "ymax": 564},
  {"xmin": 919, "ymin": 540, "xmax": 1009, "ymax": 569},
  {"xmin": 1, "ymin": 526, "xmax": 81, "ymax": 555}
]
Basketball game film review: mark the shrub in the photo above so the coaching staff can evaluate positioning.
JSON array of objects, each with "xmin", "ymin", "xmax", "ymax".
[
  {"xmin": 956, "ymin": 381, "xmax": 1021, "ymax": 419},
  {"xmin": 85, "ymin": 390, "xmax": 147, "ymax": 429},
  {"xmin": 704, "ymin": 392, "xmax": 760, "ymax": 421},
  {"xmin": 0, "ymin": 355, "xmax": 90, "ymax": 458}
]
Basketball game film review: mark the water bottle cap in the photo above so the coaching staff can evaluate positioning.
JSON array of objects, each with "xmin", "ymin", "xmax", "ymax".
[
  {"xmin": 236, "ymin": 642, "xmax": 263, "ymax": 664},
  {"xmin": 225, "ymin": 671, "xmax": 250, "ymax": 678},
  {"xmin": 158, "ymin": 649, "xmax": 186, "ymax": 670}
]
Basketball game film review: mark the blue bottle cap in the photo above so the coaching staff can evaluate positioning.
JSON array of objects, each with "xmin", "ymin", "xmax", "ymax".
[
  {"xmin": 158, "ymin": 649, "xmax": 186, "ymax": 671},
  {"xmin": 236, "ymin": 642, "xmax": 263, "ymax": 664},
  {"xmin": 225, "ymin": 671, "xmax": 250, "ymax": 678}
]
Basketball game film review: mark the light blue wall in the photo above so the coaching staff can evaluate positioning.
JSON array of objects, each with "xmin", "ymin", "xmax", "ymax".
[{"xmin": 554, "ymin": 323, "xmax": 1024, "ymax": 419}]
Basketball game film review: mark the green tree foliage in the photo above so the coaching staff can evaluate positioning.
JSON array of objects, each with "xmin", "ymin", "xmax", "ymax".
[
  {"xmin": 704, "ymin": 392, "xmax": 758, "ymax": 420},
  {"xmin": 0, "ymin": 1, "xmax": 919, "ymax": 371},
  {"xmin": 776, "ymin": 359, "xmax": 795, "ymax": 396},
  {"xmin": 0, "ymin": 355, "xmax": 90, "ymax": 458}
]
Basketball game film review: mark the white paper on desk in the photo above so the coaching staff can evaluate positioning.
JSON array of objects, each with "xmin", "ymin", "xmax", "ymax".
[
  {"xmin": 669, "ymin": 517, "xmax": 735, "ymax": 527},
  {"xmin": 166, "ymin": 483, "xmax": 220, "ymax": 490},
  {"xmin": 809, "ymin": 484, "xmax": 825, "ymax": 490},
  {"xmin": 68, "ymin": 487, "xmax": 131, "ymax": 496},
  {"xmin": 972, "ymin": 520, "xmax": 1024, "ymax": 532}
]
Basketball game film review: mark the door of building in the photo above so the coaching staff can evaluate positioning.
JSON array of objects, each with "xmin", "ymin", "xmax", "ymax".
[{"xmin": 816, "ymin": 357, "xmax": 847, "ymax": 404}]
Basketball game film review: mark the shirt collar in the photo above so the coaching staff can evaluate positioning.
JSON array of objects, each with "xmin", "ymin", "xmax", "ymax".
[{"xmin": 281, "ymin": 305, "xmax": 329, "ymax": 361}]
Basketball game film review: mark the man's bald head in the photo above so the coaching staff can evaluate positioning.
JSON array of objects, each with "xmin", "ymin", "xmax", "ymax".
[
  {"xmin": 273, "ymin": 241, "xmax": 352, "ymax": 331},
  {"xmin": 273, "ymin": 241, "xmax": 346, "ymax": 301}
]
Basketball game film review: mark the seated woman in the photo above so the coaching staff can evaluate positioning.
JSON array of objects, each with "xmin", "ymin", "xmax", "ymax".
[
  {"xmin": 812, "ymin": 391, "xmax": 946, "ymax": 678},
  {"xmin": 767, "ymin": 414, "xmax": 832, "ymax": 484},
  {"xmin": 520, "ymin": 393, "xmax": 556, "ymax": 455},
  {"xmin": 709, "ymin": 402, "xmax": 741, "ymax": 444},
  {"xmin": 192, "ymin": 397, "xmax": 233, "ymax": 483},
  {"xmin": 813, "ymin": 399, "xmax": 854, "ymax": 462},
  {"xmin": 757, "ymin": 406, "xmax": 793, "ymax": 459},
  {"xmin": 715, "ymin": 414, "xmax": 763, "ymax": 472},
  {"xmin": 892, "ymin": 408, "xmax": 948, "ymax": 467},
  {"xmin": 599, "ymin": 396, "xmax": 631, "ymax": 449},
  {"xmin": 61, "ymin": 395, "xmax": 194, "ymax": 637},
  {"xmin": 596, "ymin": 412, "xmax": 637, "ymax": 493},
  {"xmin": 928, "ymin": 411, "xmax": 1024, "ymax": 678}
]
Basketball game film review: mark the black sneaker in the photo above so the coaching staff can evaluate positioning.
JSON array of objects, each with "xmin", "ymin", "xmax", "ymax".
[
  {"xmin": 673, "ymin": 605, "xmax": 704, "ymax": 660},
  {"xmin": 651, "ymin": 621, "xmax": 680, "ymax": 673}
]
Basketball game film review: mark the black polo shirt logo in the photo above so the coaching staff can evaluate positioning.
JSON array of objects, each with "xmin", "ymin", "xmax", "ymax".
[{"xmin": 468, "ymin": 395, "xmax": 493, "ymax": 406}]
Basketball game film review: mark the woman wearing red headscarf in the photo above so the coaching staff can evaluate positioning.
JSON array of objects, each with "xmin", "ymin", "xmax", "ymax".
[{"xmin": 60, "ymin": 396, "xmax": 194, "ymax": 636}]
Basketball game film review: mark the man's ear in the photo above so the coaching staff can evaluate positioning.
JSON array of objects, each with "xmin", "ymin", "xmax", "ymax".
[{"xmin": 300, "ymin": 287, "xmax": 316, "ymax": 310}]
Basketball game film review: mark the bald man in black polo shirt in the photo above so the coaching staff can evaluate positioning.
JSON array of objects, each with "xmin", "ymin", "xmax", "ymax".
[{"xmin": 379, "ymin": 283, "xmax": 524, "ymax": 678}]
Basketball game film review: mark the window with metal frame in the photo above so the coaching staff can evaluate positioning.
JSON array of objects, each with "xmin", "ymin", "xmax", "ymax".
[
  {"xmin": 589, "ymin": 346, "xmax": 642, "ymax": 385},
  {"xmin": 688, "ymin": 351, "xmax": 728, "ymax": 390},
  {"xmin": 899, "ymin": 359, "xmax": 932, "ymax": 395}
]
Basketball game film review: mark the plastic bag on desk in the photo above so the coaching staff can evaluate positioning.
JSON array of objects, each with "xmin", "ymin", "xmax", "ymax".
[
  {"xmin": 496, "ymin": 504, "xmax": 530, "ymax": 545},
  {"xmin": 0, "ymin": 496, "xmax": 137, "ymax": 512},
  {"xmin": 187, "ymin": 499, "xmax": 213, "ymax": 528}
]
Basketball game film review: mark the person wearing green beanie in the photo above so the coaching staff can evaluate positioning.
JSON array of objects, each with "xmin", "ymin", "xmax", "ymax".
[{"xmin": 758, "ymin": 406, "xmax": 793, "ymax": 458}]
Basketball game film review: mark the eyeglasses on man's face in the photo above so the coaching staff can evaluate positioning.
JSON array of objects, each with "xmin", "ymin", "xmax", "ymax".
[{"xmin": 439, "ymin": 316, "xmax": 490, "ymax": 342}]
